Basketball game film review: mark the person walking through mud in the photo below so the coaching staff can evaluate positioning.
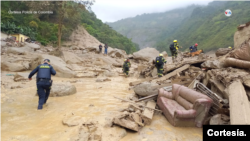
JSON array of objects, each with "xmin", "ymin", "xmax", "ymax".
[
  {"xmin": 28, "ymin": 59, "xmax": 56, "ymax": 110},
  {"xmin": 122, "ymin": 59, "xmax": 131, "ymax": 77},
  {"xmin": 99, "ymin": 44, "xmax": 103, "ymax": 54},
  {"xmin": 155, "ymin": 54, "xmax": 166, "ymax": 77},
  {"xmin": 104, "ymin": 43, "xmax": 108, "ymax": 55}
]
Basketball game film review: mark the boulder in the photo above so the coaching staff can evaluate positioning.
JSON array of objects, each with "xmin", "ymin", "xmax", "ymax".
[
  {"xmin": 62, "ymin": 51, "xmax": 84, "ymax": 64},
  {"xmin": 161, "ymin": 51, "xmax": 168, "ymax": 58},
  {"xmin": 103, "ymin": 70, "xmax": 118, "ymax": 77},
  {"xmin": 234, "ymin": 22, "xmax": 250, "ymax": 49},
  {"xmin": 134, "ymin": 82, "xmax": 158, "ymax": 96},
  {"xmin": 230, "ymin": 39, "xmax": 250, "ymax": 61},
  {"xmin": 1, "ymin": 55, "xmax": 37, "ymax": 72},
  {"xmin": 108, "ymin": 48, "xmax": 127, "ymax": 58},
  {"xmin": 39, "ymin": 54, "xmax": 76, "ymax": 78},
  {"xmin": 133, "ymin": 47, "xmax": 159, "ymax": 62},
  {"xmin": 215, "ymin": 48, "xmax": 232, "ymax": 57},
  {"xmin": 50, "ymin": 82, "xmax": 77, "ymax": 97},
  {"xmin": 201, "ymin": 60, "xmax": 223, "ymax": 69},
  {"xmin": 85, "ymin": 46, "xmax": 99, "ymax": 53}
]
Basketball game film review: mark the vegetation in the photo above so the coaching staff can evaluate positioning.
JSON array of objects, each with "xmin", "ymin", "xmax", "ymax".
[
  {"xmin": 108, "ymin": 1, "xmax": 250, "ymax": 54},
  {"xmin": 1, "ymin": 1, "xmax": 138, "ymax": 53}
]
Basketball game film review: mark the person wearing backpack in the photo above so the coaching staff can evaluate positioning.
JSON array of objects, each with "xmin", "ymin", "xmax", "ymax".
[
  {"xmin": 99, "ymin": 44, "xmax": 103, "ymax": 54},
  {"xmin": 155, "ymin": 54, "xmax": 167, "ymax": 77},
  {"xmin": 122, "ymin": 59, "xmax": 131, "ymax": 77},
  {"xmin": 169, "ymin": 40, "xmax": 179, "ymax": 63}
]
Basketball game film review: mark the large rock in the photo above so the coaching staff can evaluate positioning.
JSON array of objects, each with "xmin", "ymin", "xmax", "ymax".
[
  {"xmin": 161, "ymin": 51, "xmax": 168, "ymax": 58},
  {"xmin": 50, "ymin": 82, "xmax": 77, "ymax": 97},
  {"xmin": 230, "ymin": 39, "xmax": 250, "ymax": 61},
  {"xmin": 201, "ymin": 60, "xmax": 223, "ymax": 69},
  {"xmin": 134, "ymin": 82, "xmax": 158, "ymax": 96},
  {"xmin": 1, "ymin": 54, "xmax": 38, "ymax": 72},
  {"xmin": 234, "ymin": 22, "xmax": 250, "ymax": 49},
  {"xmin": 39, "ymin": 54, "xmax": 76, "ymax": 78},
  {"xmin": 108, "ymin": 48, "xmax": 127, "ymax": 58},
  {"xmin": 215, "ymin": 48, "xmax": 232, "ymax": 57},
  {"xmin": 62, "ymin": 51, "xmax": 83, "ymax": 64},
  {"xmin": 133, "ymin": 47, "xmax": 159, "ymax": 62}
]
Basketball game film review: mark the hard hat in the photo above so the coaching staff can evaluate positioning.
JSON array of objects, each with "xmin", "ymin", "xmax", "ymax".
[
  {"xmin": 228, "ymin": 46, "xmax": 232, "ymax": 49},
  {"xmin": 195, "ymin": 43, "xmax": 198, "ymax": 46},
  {"xmin": 124, "ymin": 59, "xmax": 127, "ymax": 61},
  {"xmin": 159, "ymin": 54, "xmax": 163, "ymax": 56},
  {"xmin": 173, "ymin": 40, "xmax": 177, "ymax": 42}
]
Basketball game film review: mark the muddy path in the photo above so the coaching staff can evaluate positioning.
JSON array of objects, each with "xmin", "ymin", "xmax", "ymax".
[{"xmin": 1, "ymin": 73, "xmax": 202, "ymax": 141}]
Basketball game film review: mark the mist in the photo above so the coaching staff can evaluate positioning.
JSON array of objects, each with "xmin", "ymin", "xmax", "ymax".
[{"xmin": 91, "ymin": 0, "xmax": 213, "ymax": 23}]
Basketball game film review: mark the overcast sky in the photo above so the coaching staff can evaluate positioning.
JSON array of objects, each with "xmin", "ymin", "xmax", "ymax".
[{"xmin": 91, "ymin": 0, "xmax": 213, "ymax": 23}]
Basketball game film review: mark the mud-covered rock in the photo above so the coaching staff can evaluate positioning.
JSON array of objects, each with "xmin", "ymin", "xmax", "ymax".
[
  {"xmin": 50, "ymin": 83, "xmax": 77, "ymax": 97},
  {"xmin": 215, "ymin": 48, "xmax": 232, "ymax": 57},
  {"xmin": 39, "ymin": 54, "xmax": 76, "ymax": 78},
  {"xmin": 201, "ymin": 60, "xmax": 223, "ymax": 69},
  {"xmin": 133, "ymin": 47, "xmax": 159, "ymax": 62},
  {"xmin": 134, "ymin": 82, "xmax": 158, "ymax": 96},
  {"xmin": 108, "ymin": 48, "xmax": 127, "ymax": 58},
  {"xmin": 62, "ymin": 51, "xmax": 84, "ymax": 64}
]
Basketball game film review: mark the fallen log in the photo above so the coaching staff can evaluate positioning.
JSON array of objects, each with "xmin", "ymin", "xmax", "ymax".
[
  {"xmin": 226, "ymin": 80, "xmax": 250, "ymax": 124},
  {"xmin": 225, "ymin": 57, "xmax": 250, "ymax": 69},
  {"xmin": 141, "ymin": 100, "xmax": 156, "ymax": 125},
  {"xmin": 136, "ymin": 94, "xmax": 158, "ymax": 102}
]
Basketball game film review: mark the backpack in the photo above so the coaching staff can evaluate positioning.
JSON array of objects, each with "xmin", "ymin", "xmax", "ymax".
[
  {"xmin": 124, "ymin": 62, "xmax": 129, "ymax": 68},
  {"xmin": 155, "ymin": 56, "xmax": 163, "ymax": 66},
  {"xmin": 169, "ymin": 43, "xmax": 176, "ymax": 51}
]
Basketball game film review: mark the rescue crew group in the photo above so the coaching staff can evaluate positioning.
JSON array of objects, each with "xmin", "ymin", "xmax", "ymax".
[{"xmin": 29, "ymin": 41, "xmax": 232, "ymax": 110}]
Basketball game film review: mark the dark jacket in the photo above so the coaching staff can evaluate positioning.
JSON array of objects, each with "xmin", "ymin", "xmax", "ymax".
[
  {"xmin": 99, "ymin": 45, "xmax": 102, "ymax": 49},
  {"xmin": 155, "ymin": 56, "xmax": 166, "ymax": 67},
  {"xmin": 104, "ymin": 44, "xmax": 108, "ymax": 49},
  {"xmin": 28, "ymin": 63, "xmax": 56, "ymax": 79}
]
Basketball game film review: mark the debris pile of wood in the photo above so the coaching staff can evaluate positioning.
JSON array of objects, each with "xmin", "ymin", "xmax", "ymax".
[{"xmin": 112, "ymin": 96, "xmax": 160, "ymax": 132}]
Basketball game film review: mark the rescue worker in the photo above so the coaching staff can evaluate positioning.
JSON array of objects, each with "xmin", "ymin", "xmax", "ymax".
[
  {"xmin": 169, "ymin": 40, "xmax": 179, "ymax": 63},
  {"xmin": 189, "ymin": 43, "xmax": 198, "ymax": 53},
  {"xmin": 155, "ymin": 54, "xmax": 167, "ymax": 77},
  {"xmin": 104, "ymin": 44, "xmax": 108, "ymax": 55},
  {"xmin": 122, "ymin": 59, "xmax": 131, "ymax": 77},
  {"xmin": 99, "ymin": 44, "xmax": 103, "ymax": 54},
  {"xmin": 28, "ymin": 59, "xmax": 56, "ymax": 110}
]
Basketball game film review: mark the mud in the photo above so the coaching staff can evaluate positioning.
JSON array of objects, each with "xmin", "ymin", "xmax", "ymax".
[{"xmin": 1, "ymin": 72, "xmax": 202, "ymax": 141}]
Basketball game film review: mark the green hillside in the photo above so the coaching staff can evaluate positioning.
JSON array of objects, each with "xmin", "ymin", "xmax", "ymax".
[
  {"xmin": 108, "ymin": 1, "xmax": 250, "ymax": 54},
  {"xmin": 1, "ymin": 1, "xmax": 138, "ymax": 54},
  {"xmin": 157, "ymin": 1, "xmax": 250, "ymax": 53},
  {"xmin": 107, "ymin": 5, "xmax": 199, "ymax": 48}
]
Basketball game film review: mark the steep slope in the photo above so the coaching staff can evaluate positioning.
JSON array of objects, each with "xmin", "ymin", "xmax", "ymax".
[
  {"xmin": 107, "ymin": 5, "xmax": 199, "ymax": 48},
  {"xmin": 108, "ymin": 1, "xmax": 250, "ymax": 54},
  {"xmin": 157, "ymin": 1, "xmax": 250, "ymax": 53}
]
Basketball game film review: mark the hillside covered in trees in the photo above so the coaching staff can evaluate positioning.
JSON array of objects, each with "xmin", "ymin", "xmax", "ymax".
[
  {"xmin": 108, "ymin": 1, "xmax": 250, "ymax": 54},
  {"xmin": 1, "ymin": 1, "xmax": 139, "ymax": 53}
]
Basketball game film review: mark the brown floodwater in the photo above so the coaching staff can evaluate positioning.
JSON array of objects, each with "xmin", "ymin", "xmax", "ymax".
[{"xmin": 1, "ymin": 74, "xmax": 202, "ymax": 141}]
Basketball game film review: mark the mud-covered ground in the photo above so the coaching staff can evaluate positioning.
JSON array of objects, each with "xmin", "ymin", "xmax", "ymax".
[{"xmin": 1, "ymin": 72, "xmax": 202, "ymax": 141}]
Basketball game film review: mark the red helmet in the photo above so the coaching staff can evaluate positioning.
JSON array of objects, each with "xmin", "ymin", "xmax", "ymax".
[{"xmin": 195, "ymin": 43, "xmax": 198, "ymax": 46}]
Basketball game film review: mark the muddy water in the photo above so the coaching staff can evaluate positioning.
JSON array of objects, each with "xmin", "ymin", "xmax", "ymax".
[{"xmin": 1, "ymin": 75, "xmax": 202, "ymax": 141}]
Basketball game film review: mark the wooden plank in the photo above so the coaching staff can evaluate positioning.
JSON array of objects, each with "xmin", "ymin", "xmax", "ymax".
[
  {"xmin": 156, "ymin": 64, "xmax": 190, "ymax": 82},
  {"xmin": 227, "ymin": 81, "xmax": 250, "ymax": 124},
  {"xmin": 113, "ymin": 96, "xmax": 162, "ymax": 112},
  {"xmin": 135, "ymin": 94, "xmax": 158, "ymax": 102},
  {"xmin": 141, "ymin": 100, "xmax": 156, "ymax": 125}
]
